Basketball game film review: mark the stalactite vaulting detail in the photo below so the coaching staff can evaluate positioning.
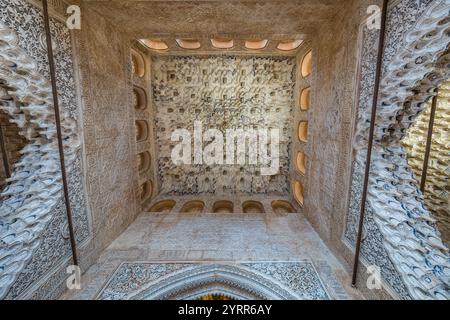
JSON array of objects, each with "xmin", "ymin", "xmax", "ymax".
[
  {"xmin": 0, "ymin": 107, "xmax": 28, "ymax": 188},
  {"xmin": 403, "ymin": 79, "xmax": 450, "ymax": 248},
  {"xmin": 152, "ymin": 56, "xmax": 294, "ymax": 196},
  {"xmin": 0, "ymin": 22, "xmax": 80, "ymax": 299},
  {"xmin": 352, "ymin": 2, "xmax": 450, "ymax": 299}
]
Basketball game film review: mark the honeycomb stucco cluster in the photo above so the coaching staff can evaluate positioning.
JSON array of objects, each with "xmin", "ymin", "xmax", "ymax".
[
  {"xmin": 0, "ymin": 0, "xmax": 90, "ymax": 299},
  {"xmin": 152, "ymin": 56, "xmax": 295, "ymax": 196},
  {"xmin": 346, "ymin": 0, "xmax": 450, "ymax": 299},
  {"xmin": 403, "ymin": 80, "xmax": 450, "ymax": 248},
  {"xmin": 0, "ymin": 21, "xmax": 81, "ymax": 298}
]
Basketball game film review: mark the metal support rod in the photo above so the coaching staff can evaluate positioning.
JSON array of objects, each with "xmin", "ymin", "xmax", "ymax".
[
  {"xmin": 42, "ymin": 0, "xmax": 78, "ymax": 265},
  {"xmin": 420, "ymin": 92, "xmax": 438, "ymax": 193},
  {"xmin": 352, "ymin": 0, "xmax": 389, "ymax": 287},
  {"xmin": 0, "ymin": 123, "xmax": 11, "ymax": 178}
]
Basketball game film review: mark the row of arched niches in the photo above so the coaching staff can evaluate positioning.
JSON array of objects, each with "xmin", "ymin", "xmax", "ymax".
[
  {"xmin": 147, "ymin": 199, "xmax": 298, "ymax": 214},
  {"xmin": 138, "ymin": 38, "xmax": 304, "ymax": 52},
  {"xmin": 131, "ymin": 47, "xmax": 154, "ymax": 204},
  {"xmin": 292, "ymin": 49, "xmax": 312, "ymax": 208}
]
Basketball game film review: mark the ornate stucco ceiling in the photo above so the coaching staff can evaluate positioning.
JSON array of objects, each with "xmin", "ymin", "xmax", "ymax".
[{"xmin": 152, "ymin": 55, "xmax": 295, "ymax": 196}]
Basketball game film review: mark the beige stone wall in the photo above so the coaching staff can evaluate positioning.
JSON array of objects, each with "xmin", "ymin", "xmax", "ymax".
[
  {"xmin": 305, "ymin": 0, "xmax": 360, "ymax": 243},
  {"xmin": 74, "ymin": 6, "xmax": 140, "ymax": 267}
]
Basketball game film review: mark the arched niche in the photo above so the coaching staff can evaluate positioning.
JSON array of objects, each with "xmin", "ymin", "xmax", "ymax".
[
  {"xmin": 133, "ymin": 86, "xmax": 147, "ymax": 110},
  {"xmin": 213, "ymin": 200, "xmax": 234, "ymax": 213},
  {"xmin": 296, "ymin": 152, "xmax": 307, "ymax": 175},
  {"xmin": 135, "ymin": 120, "xmax": 149, "ymax": 142},
  {"xmin": 129, "ymin": 264, "xmax": 299, "ymax": 300},
  {"xmin": 300, "ymin": 87, "xmax": 310, "ymax": 111},
  {"xmin": 277, "ymin": 40, "xmax": 303, "ymax": 51},
  {"xmin": 242, "ymin": 201, "xmax": 265, "ymax": 213},
  {"xmin": 211, "ymin": 38, "xmax": 234, "ymax": 49},
  {"xmin": 140, "ymin": 180, "xmax": 153, "ymax": 201},
  {"xmin": 176, "ymin": 39, "xmax": 201, "ymax": 50},
  {"xmin": 148, "ymin": 199, "xmax": 176, "ymax": 213},
  {"xmin": 180, "ymin": 200, "xmax": 205, "ymax": 213},
  {"xmin": 137, "ymin": 151, "xmax": 151, "ymax": 173},
  {"xmin": 131, "ymin": 49, "xmax": 145, "ymax": 78},
  {"xmin": 271, "ymin": 200, "xmax": 295, "ymax": 214},
  {"xmin": 298, "ymin": 121, "xmax": 308, "ymax": 143},
  {"xmin": 293, "ymin": 181, "xmax": 304, "ymax": 206},
  {"xmin": 301, "ymin": 51, "xmax": 312, "ymax": 78},
  {"xmin": 139, "ymin": 39, "xmax": 168, "ymax": 50},
  {"xmin": 245, "ymin": 39, "xmax": 268, "ymax": 50}
]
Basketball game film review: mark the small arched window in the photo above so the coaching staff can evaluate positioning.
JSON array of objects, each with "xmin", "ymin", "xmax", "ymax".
[
  {"xmin": 277, "ymin": 40, "xmax": 303, "ymax": 51},
  {"xmin": 301, "ymin": 51, "xmax": 313, "ymax": 78},
  {"xmin": 139, "ymin": 39, "xmax": 169, "ymax": 50},
  {"xmin": 149, "ymin": 199, "xmax": 176, "ymax": 213},
  {"xmin": 131, "ymin": 49, "xmax": 145, "ymax": 77},
  {"xmin": 296, "ymin": 152, "xmax": 307, "ymax": 175},
  {"xmin": 211, "ymin": 38, "xmax": 234, "ymax": 49},
  {"xmin": 245, "ymin": 39, "xmax": 269, "ymax": 50},
  {"xmin": 298, "ymin": 121, "xmax": 308, "ymax": 143},
  {"xmin": 176, "ymin": 39, "xmax": 201, "ymax": 50},
  {"xmin": 300, "ymin": 87, "xmax": 311, "ymax": 111},
  {"xmin": 293, "ymin": 181, "xmax": 304, "ymax": 206}
]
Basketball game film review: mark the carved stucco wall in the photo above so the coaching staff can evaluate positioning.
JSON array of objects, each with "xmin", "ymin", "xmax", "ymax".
[
  {"xmin": 305, "ymin": 0, "xmax": 360, "ymax": 242},
  {"xmin": 301, "ymin": 1, "xmax": 390, "ymax": 299},
  {"xmin": 301, "ymin": 0, "xmax": 449, "ymax": 300},
  {"xmin": 0, "ymin": 0, "xmax": 90, "ymax": 299},
  {"xmin": 96, "ymin": 262, "xmax": 330, "ymax": 300},
  {"xmin": 345, "ymin": 0, "xmax": 450, "ymax": 299},
  {"xmin": 1, "ymin": 0, "xmax": 141, "ymax": 300},
  {"xmin": 152, "ymin": 56, "xmax": 294, "ymax": 196},
  {"xmin": 73, "ymin": 4, "xmax": 140, "ymax": 268}
]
